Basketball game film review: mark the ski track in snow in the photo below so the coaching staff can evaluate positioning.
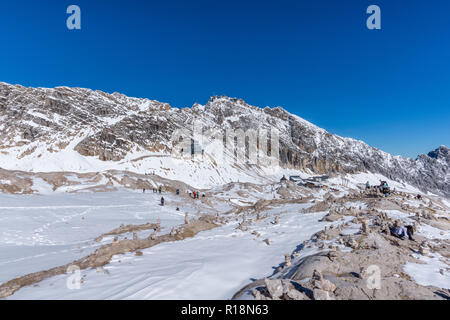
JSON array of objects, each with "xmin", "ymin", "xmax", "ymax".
[
  {"xmin": 0, "ymin": 190, "xmax": 209, "ymax": 286},
  {"xmin": 8, "ymin": 203, "xmax": 332, "ymax": 300}
]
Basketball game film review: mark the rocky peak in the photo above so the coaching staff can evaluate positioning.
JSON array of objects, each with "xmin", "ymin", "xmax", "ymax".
[{"xmin": 428, "ymin": 145, "xmax": 449, "ymax": 161}]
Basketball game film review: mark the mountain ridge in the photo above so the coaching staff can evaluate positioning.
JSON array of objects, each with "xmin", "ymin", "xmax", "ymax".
[{"xmin": 0, "ymin": 82, "xmax": 448, "ymax": 196}]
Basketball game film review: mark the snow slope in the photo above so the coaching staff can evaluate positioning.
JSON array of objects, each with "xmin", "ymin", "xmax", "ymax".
[{"xmin": 0, "ymin": 190, "xmax": 210, "ymax": 284}]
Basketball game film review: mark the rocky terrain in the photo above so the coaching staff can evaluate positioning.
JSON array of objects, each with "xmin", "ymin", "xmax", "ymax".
[
  {"xmin": 0, "ymin": 82, "xmax": 448, "ymax": 196},
  {"xmin": 0, "ymin": 168, "xmax": 195, "ymax": 194},
  {"xmin": 232, "ymin": 185, "xmax": 450, "ymax": 300}
]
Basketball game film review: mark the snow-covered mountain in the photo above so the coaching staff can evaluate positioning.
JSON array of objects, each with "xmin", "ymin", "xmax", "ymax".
[{"xmin": 0, "ymin": 82, "xmax": 448, "ymax": 196}]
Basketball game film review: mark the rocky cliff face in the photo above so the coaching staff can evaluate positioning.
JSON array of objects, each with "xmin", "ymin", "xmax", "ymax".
[{"xmin": 0, "ymin": 82, "xmax": 448, "ymax": 196}]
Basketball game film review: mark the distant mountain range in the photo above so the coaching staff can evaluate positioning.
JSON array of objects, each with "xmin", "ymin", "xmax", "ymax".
[{"xmin": 0, "ymin": 82, "xmax": 448, "ymax": 196}]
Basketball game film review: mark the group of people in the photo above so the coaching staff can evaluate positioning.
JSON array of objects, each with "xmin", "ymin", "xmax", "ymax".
[
  {"xmin": 192, "ymin": 191, "xmax": 200, "ymax": 199},
  {"xmin": 143, "ymin": 186, "xmax": 162, "ymax": 194},
  {"xmin": 142, "ymin": 186, "xmax": 165, "ymax": 205},
  {"xmin": 365, "ymin": 181, "xmax": 390, "ymax": 197},
  {"xmin": 143, "ymin": 184, "xmax": 203, "ymax": 206}
]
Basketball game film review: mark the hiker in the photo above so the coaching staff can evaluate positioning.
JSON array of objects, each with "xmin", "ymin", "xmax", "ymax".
[
  {"xmin": 158, "ymin": 186, "xmax": 162, "ymax": 194},
  {"xmin": 365, "ymin": 181, "xmax": 370, "ymax": 190},
  {"xmin": 176, "ymin": 189, "xmax": 180, "ymax": 195},
  {"xmin": 390, "ymin": 225, "xmax": 414, "ymax": 241},
  {"xmin": 193, "ymin": 191, "xmax": 196, "ymax": 199},
  {"xmin": 143, "ymin": 188, "xmax": 145, "ymax": 193},
  {"xmin": 160, "ymin": 197, "xmax": 165, "ymax": 206},
  {"xmin": 381, "ymin": 181, "xmax": 389, "ymax": 197}
]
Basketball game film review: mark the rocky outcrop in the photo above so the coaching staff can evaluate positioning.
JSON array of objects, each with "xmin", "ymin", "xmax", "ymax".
[{"xmin": 232, "ymin": 190, "xmax": 450, "ymax": 300}]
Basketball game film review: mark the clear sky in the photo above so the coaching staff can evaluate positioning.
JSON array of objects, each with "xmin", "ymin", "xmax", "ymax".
[{"xmin": 1, "ymin": 0, "xmax": 449, "ymax": 158}]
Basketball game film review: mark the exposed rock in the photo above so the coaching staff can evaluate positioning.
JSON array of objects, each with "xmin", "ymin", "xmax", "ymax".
[
  {"xmin": 313, "ymin": 288, "xmax": 333, "ymax": 300},
  {"xmin": 264, "ymin": 279, "xmax": 283, "ymax": 299},
  {"xmin": 285, "ymin": 287, "xmax": 309, "ymax": 300}
]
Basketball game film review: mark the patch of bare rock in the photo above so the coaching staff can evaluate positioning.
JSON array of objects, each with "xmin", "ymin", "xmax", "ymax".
[{"xmin": 233, "ymin": 191, "xmax": 450, "ymax": 300}]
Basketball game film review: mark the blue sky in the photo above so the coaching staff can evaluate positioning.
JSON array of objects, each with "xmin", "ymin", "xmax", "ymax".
[{"xmin": 0, "ymin": 0, "xmax": 449, "ymax": 158}]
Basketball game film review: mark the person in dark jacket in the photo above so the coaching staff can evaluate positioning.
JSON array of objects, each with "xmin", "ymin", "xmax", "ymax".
[
  {"xmin": 160, "ymin": 197, "xmax": 165, "ymax": 206},
  {"xmin": 390, "ymin": 225, "xmax": 414, "ymax": 241}
]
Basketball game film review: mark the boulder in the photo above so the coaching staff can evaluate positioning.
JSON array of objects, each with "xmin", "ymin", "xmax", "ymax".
[{"xmin": 264, "ymin": 279, "xmax": 283, "ymax": 299}]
